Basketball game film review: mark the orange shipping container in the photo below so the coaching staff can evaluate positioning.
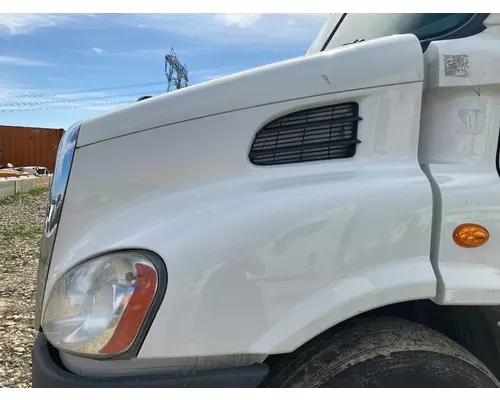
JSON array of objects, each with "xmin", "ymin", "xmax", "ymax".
[{"xmin": 0, "ymin": 125, "xmax": 64, "ymax": 172}]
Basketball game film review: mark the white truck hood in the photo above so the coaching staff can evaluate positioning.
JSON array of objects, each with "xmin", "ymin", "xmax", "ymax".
[{"xmin": 76, "ymin": 34, "xmax": 423, "ymax": 148}]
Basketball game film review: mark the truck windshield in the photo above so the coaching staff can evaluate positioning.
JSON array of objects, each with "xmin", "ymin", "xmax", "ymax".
[{"xmin": 308, "ymin": 13, "xmax": 477, "ymax": 54}]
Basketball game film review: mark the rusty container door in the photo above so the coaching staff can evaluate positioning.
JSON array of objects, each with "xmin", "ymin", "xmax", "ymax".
[{"xmin": 0, "ymin": 126, "xmax": 64, "ymax": 172}]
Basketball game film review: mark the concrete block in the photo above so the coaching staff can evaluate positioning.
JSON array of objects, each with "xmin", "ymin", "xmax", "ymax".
[
  {"xmin": 15, "ymin": 176, "xmax": 37, "ymax": 194},
  {"xmin": 35, "ymin": 175, "xmax": 51, "ymax": 189},
  {"xmin": 0, "ymin": 178, "xmax": 16, "ymax": 198},
  {"xmin": 0, "ymin": 174, "xmax": 53, "ymax": 199}
]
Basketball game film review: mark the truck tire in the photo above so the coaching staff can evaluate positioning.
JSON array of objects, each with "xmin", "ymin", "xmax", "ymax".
[{"xmin": 263, "ymin": 317, "xmax": 500, "ymax": 387}]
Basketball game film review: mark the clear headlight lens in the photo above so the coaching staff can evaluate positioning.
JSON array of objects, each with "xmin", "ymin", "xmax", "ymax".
[{"xmin": 42, "ymin": 251, "xmax": 159, "ymax": 357}]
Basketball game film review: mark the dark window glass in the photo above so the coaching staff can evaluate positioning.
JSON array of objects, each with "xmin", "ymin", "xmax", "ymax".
[{"xmin": 325, "ymin": 14, "xmax": 475, "ymax": 50}]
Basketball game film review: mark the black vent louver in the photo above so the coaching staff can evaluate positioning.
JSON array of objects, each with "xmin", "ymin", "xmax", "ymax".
[{"xmin": 249, "ymin": 102, "xmax": 361, "ymax": 166}]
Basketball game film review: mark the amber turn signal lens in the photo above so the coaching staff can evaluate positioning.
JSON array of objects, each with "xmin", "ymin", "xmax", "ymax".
[
  {"xmin": 101, "ymin": 263, "xmax": 158, "ymax": 355},
  {"xmin": 453, "ymin": 224, "xmax": 489, "ymax": 248}
]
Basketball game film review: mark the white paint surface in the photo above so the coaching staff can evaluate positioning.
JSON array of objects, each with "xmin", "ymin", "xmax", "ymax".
[
  {"xmin": 420, "ymin": 25, "xmax": 500, "ymax": 305},
  {"xmin": 43, "ymin": 33, "xmax": 438, "ymax": 361}
]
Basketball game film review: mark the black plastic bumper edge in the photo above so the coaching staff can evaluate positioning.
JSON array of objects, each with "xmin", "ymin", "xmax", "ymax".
[{"xmin": 32, "ymin": 333, "xmax": 269, "ymax": 388}]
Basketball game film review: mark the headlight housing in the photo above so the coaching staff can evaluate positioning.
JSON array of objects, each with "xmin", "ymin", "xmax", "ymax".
[
  {"xmin": 35, "ymin": 122, "xmax": 81, "ymax": 329},
  {"xmin": 42, "ymin": 251, "xmax": 162, "ymax": 358}
]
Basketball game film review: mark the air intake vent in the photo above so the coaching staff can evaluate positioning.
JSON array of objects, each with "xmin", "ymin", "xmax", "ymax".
[{"xmin": 249, "ymin": 102, "xmax": 361, "ymax": 166}]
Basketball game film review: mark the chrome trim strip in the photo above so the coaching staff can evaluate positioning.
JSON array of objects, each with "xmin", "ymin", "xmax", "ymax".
[{"xmin": 34, "ymin": 122, "xmax": 81, "ymax": 329}]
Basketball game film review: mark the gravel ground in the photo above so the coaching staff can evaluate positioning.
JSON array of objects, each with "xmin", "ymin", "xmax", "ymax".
[{"xmin": 0, "ymin": 189, "xmax": 47, "ymax": 388}]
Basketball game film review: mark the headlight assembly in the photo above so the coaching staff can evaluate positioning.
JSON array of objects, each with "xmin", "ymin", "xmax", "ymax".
[{"xmin": 42, "ymin": 251, "xmax": 163, "ymax": 358}]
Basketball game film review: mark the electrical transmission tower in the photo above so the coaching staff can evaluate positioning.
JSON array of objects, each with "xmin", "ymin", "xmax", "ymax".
[{"xmin": 165, "ymin": 47, "xmax": 189, "ymax": 92}]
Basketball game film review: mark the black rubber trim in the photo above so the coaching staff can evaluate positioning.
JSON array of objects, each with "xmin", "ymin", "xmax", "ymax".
[
  {"xmin": 496, "ymin": 126, "xmax": 500, "ymax": 178},
  {"xmin": 321, "ymin": 13, "xmax": 346, "ymax": 52},
  {"xmin": 32, "ymin": 333, "xmax": 269, "ymax": 388}
]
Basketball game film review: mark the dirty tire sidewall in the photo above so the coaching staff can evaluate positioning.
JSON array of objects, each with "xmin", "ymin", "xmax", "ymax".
[
  {"xmin": 264, "ymin": 317, "xmax": 500, "ymax": 388},
  {"xmin": 323, "ymin": 350, "xmax": 498, "ymax": 388}
]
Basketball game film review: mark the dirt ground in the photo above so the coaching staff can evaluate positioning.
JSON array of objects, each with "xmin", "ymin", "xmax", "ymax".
[{"xmin": 0, "ymin": 189, "xmax": 47, "ymax": 388}]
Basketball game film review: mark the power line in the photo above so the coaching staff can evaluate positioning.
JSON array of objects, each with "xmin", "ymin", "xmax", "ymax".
[
  {"xmin": 0, "ymin": 81, "xmax": 166, "ymax": 101},
  {"xmin": 0, "ymin": 100, "xmax": 135, "ymax": 113},
  {"xmin": 0, "ymin": 90, "xmax": 165, "ymax": 108}
]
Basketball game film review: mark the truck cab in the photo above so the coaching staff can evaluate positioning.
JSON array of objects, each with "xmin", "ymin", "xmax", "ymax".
[{"xmin": 32, "ymin": 13, "xmax": 500, "ymax": 387}]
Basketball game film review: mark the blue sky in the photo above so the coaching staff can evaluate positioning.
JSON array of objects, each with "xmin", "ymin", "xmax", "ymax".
[{"xmin": 0, "ymin": 13, "xmax": 328, "ymax": 129}]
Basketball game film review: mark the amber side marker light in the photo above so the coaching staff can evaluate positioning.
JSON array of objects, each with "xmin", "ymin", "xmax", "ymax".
[{"xmin": 453, "ymin": 224, "xmax": 489, "ymax": 248}]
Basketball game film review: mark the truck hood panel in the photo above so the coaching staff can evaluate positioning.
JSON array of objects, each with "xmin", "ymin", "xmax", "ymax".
[{"xmin": 76, "ymin": 34, "xmax": 423, "ymax": 148}]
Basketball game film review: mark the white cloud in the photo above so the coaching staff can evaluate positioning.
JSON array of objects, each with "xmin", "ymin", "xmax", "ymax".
[
  {"xmin": 0, "ymin": 13, "xmax": 99, "ymax": 36},
  {"xmin": 74, "ymin": 47, "xmax": 169, "ymax": 59},
  {"xmin": 0, "ymin": 55, "xmax": 52, "ymax": 67},
  {"xmin": 0, "ymin": 13, "xmax": 328, "ymax": 48},
  {"xmin": 0, "ymin": 86, "xmax": 24, "ymax": 99},
  {"xmin": 0, "ymin": 81, "xmax": 44, "ymax": 101},
  {"xmin": 0, "ymin": 13, "xmax": 68, "ymax": 35},
  {"xmin": 213, "ymin": 14, "xmax": 263, "ymax": 28},
  {"xmin": 129, "ymin": 13, "xmax": 328, "ymax": 47}
]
